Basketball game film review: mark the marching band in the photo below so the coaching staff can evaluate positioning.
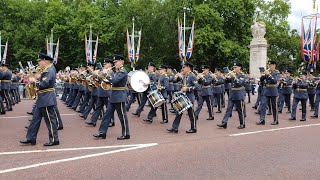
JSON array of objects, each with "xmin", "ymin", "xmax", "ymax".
[{"xmin": 0, "ymin": 52, "xmax": 318, "ymax": 146}]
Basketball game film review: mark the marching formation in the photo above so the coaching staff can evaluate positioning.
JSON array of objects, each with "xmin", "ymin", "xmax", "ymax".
[{"xmin": 0, "ymin": 52, "xmax": 316, "ymax": 146}]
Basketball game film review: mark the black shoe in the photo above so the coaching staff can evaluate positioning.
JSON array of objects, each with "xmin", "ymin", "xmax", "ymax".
[
  {"xmin": 278, "ymin": 111, "xmax": 282, "ymax": 114},
  {"xmin": 71, "ymin": 107, "xmax": 77, "ymax": 110},
  {"xmin": 217, "ymin": 122, "xmax": 227, "ymax": 129},
  {"xmin": 25, "ymin": 126, "xmax": 29, "ymax": 129},
  {"xmin": 186, "ymin": 129, "xmax": 197, "ymax": 133},
  {"xmin": 300, "ymin": 118, "xmax": 306, "ymax": 121},
  {"xmin": 132, "ymin": 112, "xmax": 140, "ymax": 117},
  {"xmin": 160, "ymin": 120, "xmax": 168, "ymax": 124},
  {"xmin": 310, "ymin": 115, "xmax": 318, "ymax": 118},
  {"xmin": 1, "ymin": 112, "xmax": 5, "ymax": 115},
  {"xmin": 289, "ymin": 117, "xmax": 296, "ymax": 121},
  {"xmin": 238, "ymin": 125, "xmax": 245, "ymax": 129},
  {"xmin": 252, "ymin": 106, "xmax": 257, "ymax": 110},
  {"xmin": 216, "ymin": 111, "xmax": 222, "ymax": 113},
  {"xmin": 57, "ymin": 127, "xmax": 64, "ymax": 130},
  {"xmin": 20, "ymin": 139, "xmax": 36, "ymax": 145},
  {"xmin": 28, "ymin": 119, "xmax": 32, "ymax": 122},
  {"xmin": 169, "ymin": 109, "xmax": 176, "ymax": 113},
  {"xmin": 79, "ymin": 114, "xmax": 87, "ymax": 119},
  {"xmin": 93, "ymin": 133, "xmax": 106, "ymax": 139},
  {"xmin": 109, "ymin": 122, "xmax": 115, "ymax": 127},
  {"xmin": 85, "ymin": 122, "xmax": 96, "ymax": 127},
  {"xmin": 143, "ymin": 119, "xmax": 153, "ymax": 123},
  {"xmin": 27, "ymin": 112, "xmax": 33, "ymax": 115},
  {"xmin": 256, "ymin": 120, "xmax": 265, "ymax": 125},
  {"xmin": 271, "ymin": 121, "xmax": 279, "ymax": 125},
  {"xmin": 76, "ymin": 110, "xmax": 82, "ymax": 113},
  {"xmin": 206, "ymin": 117, "xmax": 214, "ymax": 120},
  {"xmin": 117, "ymin": 135, "xmax": 130, "ymax": 140},
  {"xmin": 43, "ymin": 141, "xmax": 60, "ymax": 146},
  {"xmin": 126, "ymin": 108, "xmax": 129, "ymax": 112},
  {"xmin": 286, "ymin": 111, "xmax": 291, "ymax": 113},
  {"xmin": 167, "ymin": 128, "xmax": 178, "ymax": 133},
  {"xmin": 267, "ymin": 112, "xmax": 272, "ymax": 115}
]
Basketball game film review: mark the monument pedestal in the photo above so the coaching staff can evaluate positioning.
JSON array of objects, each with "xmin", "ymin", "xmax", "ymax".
[
  {"xmin": 249, "ymin": 21, "xmax": 268, "ymax": 79},
  {"xmin": 249, "ymin": 38, "xmax": 268, "ymax": 79}
]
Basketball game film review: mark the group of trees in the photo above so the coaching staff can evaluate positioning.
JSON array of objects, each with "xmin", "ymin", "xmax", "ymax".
[{"xmin": 0, "ymin": 0, "xmax": 301, "ymax": 72}]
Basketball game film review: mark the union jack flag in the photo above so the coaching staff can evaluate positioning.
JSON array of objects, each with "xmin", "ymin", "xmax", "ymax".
[
  {"xmin": 92, "ymin": 36, "xmax": 98, "ymax": 64},
  {"xmin": 185, "ymin": 21, "xmax": 195, "ymax": 60},
  {"xmin": 53, "ymin": 39, "xmax": 59, "ymax": 65},
  {"xmin": 302, "ymin": 21, "xmax": 312, "ymax": 62},
  {"xmin": 126, "ymin": 30, "xmax": 132, "ymax": 62},
  {"xmin": 178, "ymin": 19, "xmax": 184, "ymax": 60},
  {"xmin": 2, "ymin": 41, "xmax": 8, "ymax": 64}
]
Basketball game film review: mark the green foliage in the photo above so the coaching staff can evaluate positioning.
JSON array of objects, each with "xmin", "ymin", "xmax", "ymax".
[{"xmin": 0, "ymin": 0, "xmax": 299, "ymax": 73}]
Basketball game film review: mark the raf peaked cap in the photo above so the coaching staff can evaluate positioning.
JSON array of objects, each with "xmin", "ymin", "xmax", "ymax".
[
  {"xmin": 233, "ymin": 62, "xmax": 243, "ymax": 67},
  {"xmin": 113, "ymin": 54, "xmax": 124, "ymax": 61},
  {"xmin": 159, "ymin": 64, "xmax": 167, "ymax": 69},
  {"xmin": 80, "ymin": 64, "xmax": 87, "ymax": 68},
  {"xmin": 268, "ymin": 60, "xmax": 277, "ymax": 65},
  {"xmin": 215, "ymin": 67, "xmax": 222, "ymax": 72},
  {"xmin": 183, "ymin": 61, "xmax": 194, "ymax": 69},
  {"xmin": 201, "ymin": 65, "xmax": 209, "ymax": 69},
  {"xmin": 104, "ymin": 58, "xmax": 113, "ymax": 64},
  {"xmin": 148, "ymin": 62, "xmax": 156, "ymax": 67},
  {"xmin": 38, "ymin": 53, "xmax": 53, "ymax": 61}
]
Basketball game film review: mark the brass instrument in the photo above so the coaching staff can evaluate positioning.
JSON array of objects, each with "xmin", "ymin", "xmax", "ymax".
[
  {"xmin": 174, "ymin": 72, "xmax": 183, "ymax": 79},
  {"xmin": 100, "ymin": 66, "xmax": 116, "ymax": 90},
  {"xmin": 196, "ymin": 73, "xmax": 205, "ymax": 80},
  {"xmin": 25, "ymin": 66, "xmax": 44, "ymax": 99}
]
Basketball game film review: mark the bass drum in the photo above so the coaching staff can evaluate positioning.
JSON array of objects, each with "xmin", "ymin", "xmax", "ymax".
[{"xmin": 128, "ymin": 70, "xmax": 150, "ymax": 92}]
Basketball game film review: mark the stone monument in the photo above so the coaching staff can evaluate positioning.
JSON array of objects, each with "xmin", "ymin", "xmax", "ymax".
[{"xmin": 249, "ymin": 21, "xmax": 268, "ymax": 79}]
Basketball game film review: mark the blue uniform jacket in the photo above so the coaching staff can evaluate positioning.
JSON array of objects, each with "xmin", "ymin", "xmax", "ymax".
[
  {"xmin": 35, "ymin": 64, "xmax": 57, "ymax": 107},
  {"xmin": 107, "ymin": 67, "xmax": 128, "ymax": 103},
  {"xmin": 1, "ymin": 70, "xmax": 12, "ymax": 90},
  {"xmin": 198, "ymin": 73, "xmax": 213, "ymax": 96},
  {"xmin": 229, "ymin": 72, "xmax": 246, "ymax": 101},
  {"xmin": 293, "ymin": 79, "xmax": 309, "ymax": 99},
  {"xmin": 262, "ymin": 70, "xmax": 279, "ymax": 96}
]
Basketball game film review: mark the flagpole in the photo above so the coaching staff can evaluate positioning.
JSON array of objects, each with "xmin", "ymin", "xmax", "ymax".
[
  {"xmin": 183, "ymin": 7, "xmax": 186, "ymax": 64},
  {"xmin": 132, "ymin": 18, "xmax": 136, "ymax": 69},
  {"xmin": 90, "ymin": 25, "xmax": 93, "ymax": 64},
  {"xmin": 50, "ymin": 29, "xmax": 54, "ymax": 57},
  {"xmin": 0, "ymin": 31, "xmax": 2, "ymax": 63}
]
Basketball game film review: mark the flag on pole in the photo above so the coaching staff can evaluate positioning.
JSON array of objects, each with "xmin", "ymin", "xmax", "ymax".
[
  {"xmin": 185, "ymin": 21, "xmax": 195, "ymax": 60},
  {"xmin": 135, "ymin": 29, "xmax": 142, "ymax": 62},
  {"xmin": 85, "ymin": 34, "xmax": 91, "ymax": 64},
  {"xmin": 92, "ymin": 36, "xmax": 98, "ymax": 64},
  {"xmin": 126, "ymin": 29, "xmax": 133, "ymax": 62},
  {"xmin": 302, "ymin": 21, "xmax": 312, "ymax": 62},
  {"xmin": 2, "ymin": 41, "xmax": 8, "ymax": 64},
  {"xmin": 178, "ymin": 18, "xmax": 184, "ymax": 60},
  {"xmin": 46, "ymin": 37, "xmax": 50, "ymax": 57},
  {"xmin": 53, "ymin": 39, "xmax": 59, "ymax": 65}
]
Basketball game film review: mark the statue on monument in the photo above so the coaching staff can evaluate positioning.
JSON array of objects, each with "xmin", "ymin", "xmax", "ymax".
[{"xmin": 251, "ymin": 21, "xmax": 266, "ymax": 39}]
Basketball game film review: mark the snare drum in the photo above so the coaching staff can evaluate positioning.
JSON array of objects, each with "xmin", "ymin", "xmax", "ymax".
[
  {"xmin": 147, "ymin": 90, "xmax": 165, "ymax": 108},
  {"xmin": 172, "ymin": 92, "xmax": 193, "ymax": 114}
]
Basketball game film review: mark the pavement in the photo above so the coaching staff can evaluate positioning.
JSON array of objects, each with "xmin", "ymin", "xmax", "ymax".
[{"xmin": 1, "ymin": 95, "xmax": 320, "ymax": 179}]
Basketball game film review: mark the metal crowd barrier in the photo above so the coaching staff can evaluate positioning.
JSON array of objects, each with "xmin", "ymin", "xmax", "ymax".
[{"xmin": 17, "ymin": 82, "xmax": 64, "ymax": 99}]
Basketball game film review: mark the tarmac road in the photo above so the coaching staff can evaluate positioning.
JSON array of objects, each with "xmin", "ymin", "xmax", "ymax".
[{"xmin": 1, "ymin": 96, "xmax": 320, "ymax": 179}]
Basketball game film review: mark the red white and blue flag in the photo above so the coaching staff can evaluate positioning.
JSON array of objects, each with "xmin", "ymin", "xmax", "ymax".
[
  {"xmin": 2, "ymin": 41, "xmax": 8, "ymax": 64},
  {"xmin": 135, "ymin": 29, "xmax": 142, "ymax": 62},
  {"xmin": 185, "ymin": 21, "xmax": 195, "ymax": 60},
  {"xmin": 92, "ymin": 36, "xmax": 98, "ymax": 64},
  {"xmin": 126, "ymin": 30, "xmax": 133, "ymax": 62},
  {"xmin": 53, "ymin": 39, "xmax": 59, "ymax": 65},
  {"xmin": 178, "ymin": 19, "xmax": 184, "ymax": 61}
]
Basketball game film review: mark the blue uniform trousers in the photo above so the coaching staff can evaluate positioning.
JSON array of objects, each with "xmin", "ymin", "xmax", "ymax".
[
  {"xmin": 171, "ymin": 107, "xmax": 196, "ymax": 130},
  {"xmin": 99, "ymin": 102, "xmax": 130, "ymax": 136},
  {"xmin": 194, "ymin": 95, "xmax": 213, "ymax": 119},
  {"xmin": 222, "ymin": 99, "xmax": 245, "ymax": 126}
]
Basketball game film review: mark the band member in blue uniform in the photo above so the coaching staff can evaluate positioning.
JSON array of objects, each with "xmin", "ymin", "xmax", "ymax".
[
  {"xmin": 144, "ymin": 64, "xmax": 169, "ymax": 124},
  {"xmin": 257, "ymin": 61, "xmax": 280, "ymax": 125},
  {"xmin": 289, "ymin": 71, "xmax": 309, "ymax": 121},
  {"xmin": 167, "ymin": 62, "xmax": 198, "ymax": 133},
  {"xmin": 20, "ymin": 53, "xmax": 59, "ymax": 146},
  {"xmin": 93, "ymin": 55, "xmax": 130, "ymax": 140},
  {"xmin": 71, "ymin": 64, "xmax": 87, "ymax": 110},
  {"xmin": 278, "ymin": 69, "xmax": 293, "ymax": 113},
  {"xmin": 307, "ymin": 72, "xmax": 316, "ymax": 111},
  {"xmin": 0, "ymin": 66, "xmax": 4, "ymax": 114},
  {"xmin": 132, "ymin": 63, "xmax": 158, "ymax": 117},
  {"xmin": 1, "ymin": 63, "xmax": 13, "ymax": 111},
  {"xmin": 311, "ymin": 75, "xmax": 320, "ymax": 118},
  {"xmin": 217, "ymin": 62, "xmax": 246, "ymax": 129},
  {"xmin": 212, "ymin": 68, "xmax": 224, "ymax": 113},
  {"xmin": 194, "ymin": 65, "xmax": 214, "ymax": 120}
]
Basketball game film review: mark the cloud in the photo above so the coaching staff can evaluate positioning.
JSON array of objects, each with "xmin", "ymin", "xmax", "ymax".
[{"xmin": 288, "ymin": 0, "xmax": 315, "ymax": 30}]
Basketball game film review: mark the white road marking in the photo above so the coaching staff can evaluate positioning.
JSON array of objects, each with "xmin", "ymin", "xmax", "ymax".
[
  {"xmin": 229, "ymin": 123, "xmax": 320, "ymax": 137},
  {"xmin": 0, "ymin": 143, "xmax": 158, "ymax": 155},
  {"xmin": 0, "ymin": 143, "xmax": 158, "ymax": 174},
  {"xmin": 0, "ymin": 114, "xmax": 75, "ymax": 119}
]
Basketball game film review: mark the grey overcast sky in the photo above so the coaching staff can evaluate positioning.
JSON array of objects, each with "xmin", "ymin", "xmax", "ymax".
[{"xmin": 287, "ymin": 0, "xmax": 317, "ymax": 30}]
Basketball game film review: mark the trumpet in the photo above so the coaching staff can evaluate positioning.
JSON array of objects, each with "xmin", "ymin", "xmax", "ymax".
[
  {"xmin": 196, "ymin": 73, "xmax": 205, "ymax": 80},
  {"xmin": 174, "ymin": 72, "xmax": 183, "ymax": 79}
]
